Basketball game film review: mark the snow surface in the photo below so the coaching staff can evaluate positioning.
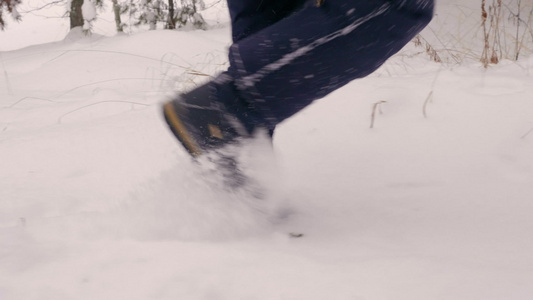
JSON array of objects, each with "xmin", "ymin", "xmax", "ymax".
[{"xmin": 2, "ymin": 7, "xmax": 533, "ymax": 300}]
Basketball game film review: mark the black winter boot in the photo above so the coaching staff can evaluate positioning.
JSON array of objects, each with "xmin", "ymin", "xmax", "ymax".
[{"xmin": 162, "ymin": 82, "xmax": 251, "ymax": 158}]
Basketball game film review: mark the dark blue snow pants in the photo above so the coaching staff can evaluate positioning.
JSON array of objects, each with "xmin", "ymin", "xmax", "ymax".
[{"xmin": 213, "ymin": 0, "xmax": 435, "ymax": 133}]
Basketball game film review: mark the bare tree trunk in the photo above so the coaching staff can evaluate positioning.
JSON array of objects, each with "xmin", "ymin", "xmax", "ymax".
[
  {"xmin": 167, "ymin": 0, "xmax": 176, "ymax": 29},
  {"xmin": 70, "ymin": 0, "xmax": 84, "ymax": 29},
  {"xmin": 515, "ymin": 0, "xmax": 522, "ymax": 60},
  {"xmin": 480, "ymin": 0, "xmax": 490, "ymax": 67},
  {"xmin": 112, "ymin": 0, "xmax": 123, "ymax": 32}
]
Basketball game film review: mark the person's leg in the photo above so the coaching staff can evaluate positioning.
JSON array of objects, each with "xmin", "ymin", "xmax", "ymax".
[
  {"xmin": 225, "ymin": 0, "xmax": 309, "ymax": 137},
  {"xmin": 227, "ymin": 0, "xmax": 308, "ymax": 42},
  {"xmin": 218, "ymin": 0, "xmax": 435, "ymax": 131},
  {"xmin": 163, "ymin": 0, "xmax": 434, "ymax": 157}
]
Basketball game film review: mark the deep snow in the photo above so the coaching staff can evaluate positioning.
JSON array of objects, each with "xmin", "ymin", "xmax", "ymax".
[{"xmin": 2, "ymin": 4, "xmax": 533, "ymax": 300}]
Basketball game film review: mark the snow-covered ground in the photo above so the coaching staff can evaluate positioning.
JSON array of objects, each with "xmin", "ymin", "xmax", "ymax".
[{"xmin": 2, "ymin": 4, "xmax": 533, "ymax": 300}]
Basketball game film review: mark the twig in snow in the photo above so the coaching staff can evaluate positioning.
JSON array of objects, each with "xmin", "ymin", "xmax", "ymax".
[
  {"xmin": 289, "ymin": 233, "xmax": 304, "ymax": 238},
  {"xmin": 2, "ymin": 69, "xmax": 13, "ymax": 96},
  {"xmin": 57, "ymin": 100, "xmax": 150, "ymax": 124},
  {"xmin": 520, "ymin": 126, "xmax": 533, "ymax": 140},
  {"xmin": 7, "ymin": 97, "xmax": 59, "ymax": 108},
  {"xmin": 54, "ymin": 78, "xmax": 164, "ymax": 99},
  {"xmin": 186, "ymin": 71, "xmax": 211, "ymax": 77},
  {"xmin": 1, "ymin": 53, "xmax": 13, "ymax": 96},
  {"xmin": 422, "ymin": 67, "xmax": 442, "ymax": 118},
  {"xmin": 370, "ymin": 101, "xmax": 386, "ymax": 129},
  {"xmin": 422, "ymin": 90, "xmax": 433, "ymax": 119}
]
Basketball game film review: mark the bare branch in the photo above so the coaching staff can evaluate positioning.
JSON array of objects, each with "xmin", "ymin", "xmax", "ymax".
[{"xmin": 18, "ymin": 0, "xmax": 66, "ymax": 14}]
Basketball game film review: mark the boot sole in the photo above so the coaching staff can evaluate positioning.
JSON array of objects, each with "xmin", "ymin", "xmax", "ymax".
[{"xmin": 162, "ymin": 102, "xmax": 203, "ymax": 158}]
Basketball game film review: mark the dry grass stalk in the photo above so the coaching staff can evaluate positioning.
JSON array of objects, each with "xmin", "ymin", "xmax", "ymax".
[
  {"xmin": 413, "ymin": 35, "xmax": 442, "ymax": 63},
  {"xmin": 422, "ymin": 91, "xmax": 433, "ymax": 119},
  {"xmin": 370, "ymin": 101, "xmax": 387, "ymax": 129},
  {"xmin": 480, "ymin": 0, "xmax": 503, "ymax": 67},
  {"xmin": 521, "ymin": 126, "xmax": 533, "ymax": 139}
]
